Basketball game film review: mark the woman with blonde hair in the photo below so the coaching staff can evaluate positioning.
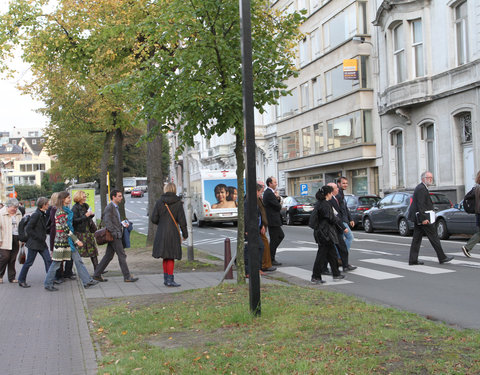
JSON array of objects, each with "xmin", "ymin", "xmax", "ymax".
[
  {"xmin": 72, "ymin": 190, "xmax": 99, "ymax": 270},
  {"xmin": 0, "ymin": 198, "xmax": 22, "ymax": 284},
  {"xmin": 151, "ymin": 182, "xmax": 187, "ymax": 287}
]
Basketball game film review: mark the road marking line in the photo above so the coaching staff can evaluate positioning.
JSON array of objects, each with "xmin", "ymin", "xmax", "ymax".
[
  {"xmin": 360, "ymin": 258, "xmax": 455, "ymax": 274},
  {"xmin": 350, "ymin": 247, "xmax": 400, "ymax": 256},
  {"xmin": 419, "ymin": 255, "xmax": 480, "ymax": 266},
  {"xmin": 280, "ymin": 266, "xmax": 353, "ymax": 285},
  {"xmin": 354, "ymin": 239, "xmax": 410, "ymax": 247},
  {"xmin": 449, "ymin": 252, "xmax": 480, "ymax": 260},
  {"xmin": 277, "ymin": 247, "xmax": 317, "ymax": 252},
  {"xmin": 347, "ymin": 267, "xmax": 403, "ymax": 280}
]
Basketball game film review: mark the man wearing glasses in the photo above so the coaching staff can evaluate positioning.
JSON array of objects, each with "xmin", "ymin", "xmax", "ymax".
[{"xmin": 408, "ymin": 171, "xmax": 454, "ymax": 265}]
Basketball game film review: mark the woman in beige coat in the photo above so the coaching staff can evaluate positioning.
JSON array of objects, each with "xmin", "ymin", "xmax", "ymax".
[{"xmin": 0, "ymin": 198, "xmax": 23, "ymax": 283}]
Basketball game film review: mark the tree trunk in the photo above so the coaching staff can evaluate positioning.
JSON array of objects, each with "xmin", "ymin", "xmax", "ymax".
[
  {"xmin": 146, "ymin": 118, "xmax": 164, "ymax": 245},
  {"xmin": 235, "ymin": 131, "xmax": 246, "ymax": 284},
  {"xmin": 113, "ymin": 124, "xmax": 126, "ymax": 219},
  {"xmin": 99, "ymin": 131, "xmax": 114, "ymax": 217}
]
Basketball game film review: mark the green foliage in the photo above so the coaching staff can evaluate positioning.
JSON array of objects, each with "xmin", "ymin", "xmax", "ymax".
[{"xmin": 15, "ymin": 185, "xmax": 47, "ymax": 200}]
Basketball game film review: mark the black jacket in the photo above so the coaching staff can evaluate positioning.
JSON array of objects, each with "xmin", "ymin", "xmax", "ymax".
[
  {"xmin": 312, "ymin": 200, "xmax": 340, "ymax": 244},
  {"xmin": 72, "ymin": 202, "xmax": 95, "ymax": 233},
  {"xmin": 408, "ymin": 183, "xmax": 434, "ymax": 223},
  {"xmin": 151, "ymin": 193, "xmax": 187, "ymax": 260},
  {"xmin": 25, "ymin": 208, "xmax": 49, "ymax": 251},
  {"xmin": 336, "ymin": 188, "xmax": 352, "ymax": 223},
  {"xmin": 262, "ymin": 188, "xmax": 282, "ymax": 227}
]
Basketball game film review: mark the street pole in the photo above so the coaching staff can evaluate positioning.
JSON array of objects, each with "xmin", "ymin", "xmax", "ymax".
[
  {"xmin": 240, "ymin": 0, "xmax": 261, "ymax": 316},
  {"xmin": 183, "ymin": 146, "xmax": 194, "ymax": 261}
]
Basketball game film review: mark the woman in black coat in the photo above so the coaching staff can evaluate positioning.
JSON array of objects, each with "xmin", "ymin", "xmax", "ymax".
[
  {"xmin": 151, "ymin": 183, "xmax": 187, "ymax": 287},
  {"xmin": 310, "ymin": 185, "xmax": 345, "ymax": 284}
]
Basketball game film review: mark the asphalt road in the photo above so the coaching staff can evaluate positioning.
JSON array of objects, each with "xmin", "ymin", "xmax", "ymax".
[{"xmin": 96, "ymin": 193, "xmax": 480, "ymax": 329}]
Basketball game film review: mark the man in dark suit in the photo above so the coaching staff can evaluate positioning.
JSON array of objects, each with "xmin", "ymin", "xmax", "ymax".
[
  {"xmin": 408, "ymin": 171, "xmax": 454, "ymax": 265},
  {"xmin": 263, "ymin": 177, "xmax": 284, "ymax": 266},
  {"xmin": 93, "ymin": 189, "xmax": 138, "ymax": 282}
]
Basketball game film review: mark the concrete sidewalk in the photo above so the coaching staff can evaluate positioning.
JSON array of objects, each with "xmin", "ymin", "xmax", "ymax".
[{"xmin": 0, "ymin": 254, "xmax": 281, "ymax": 374}]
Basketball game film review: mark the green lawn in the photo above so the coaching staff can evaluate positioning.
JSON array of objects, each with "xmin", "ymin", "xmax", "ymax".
[{"xmin": 91, "ymin": 284, "xmax": 480, "ymax": 374}]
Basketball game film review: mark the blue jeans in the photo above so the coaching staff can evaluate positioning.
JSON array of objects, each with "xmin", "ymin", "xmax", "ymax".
[
  {"xmin": 343, "ymin": 222, "xmax": 354, "ymax": 251},
  {"xmin": 45, "ymin": 261, "xmax": 62, "ymax": 288},
  {"xmin": 18, "ymin": 247, "xmax": 52, "ymax": 283},
  {"xmin": 71, "ymin": 250, "xmax": 93, "ymax": 286}
]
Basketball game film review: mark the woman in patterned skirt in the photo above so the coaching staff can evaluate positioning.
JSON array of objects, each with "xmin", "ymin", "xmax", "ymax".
[{"xmin": 72, "ymin": 190, "xmax": 99, "ymax": 271}]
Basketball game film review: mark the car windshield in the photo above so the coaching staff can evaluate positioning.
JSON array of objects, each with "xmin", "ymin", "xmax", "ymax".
[
  {"xmin": 294, "ymin": 196, "xmax": 316, "ymax": 204},
  {"xmin": 430, "ymin": 194, "xmax": 450, "ymax": 204},
  {"xmin": 358, "ymin": 197, "xmax": 380, "ymax": 205}
]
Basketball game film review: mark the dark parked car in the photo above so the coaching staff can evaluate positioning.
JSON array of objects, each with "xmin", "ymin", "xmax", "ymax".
[
  {"xmin": 344, "ymin": 194, "xmax": 381, "ymax": 228},
  {"xmin": 280, "ymin": 195, "xmax": 316, "ymax": 225},
  {"xmin": 362, "ymin": 192, "xmax": 453, "ymax": 236},
  {"xmin": 435, "ymin": 201, "xmax": 477, "ymax": 240}
]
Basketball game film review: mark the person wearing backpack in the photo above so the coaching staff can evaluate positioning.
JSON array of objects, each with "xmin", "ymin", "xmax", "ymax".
[
  {"xmin": 17, "ymin": 197, "xmax": 53, "ymax": 288},
  {"xmin": 462, "ymin": 171, "xmax": 480, "ymax": 257}
]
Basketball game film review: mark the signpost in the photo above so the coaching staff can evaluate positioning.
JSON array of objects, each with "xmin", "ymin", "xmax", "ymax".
[{"xmin": 300, "ymin": 183, "xmax": 308, "ymax": 196}]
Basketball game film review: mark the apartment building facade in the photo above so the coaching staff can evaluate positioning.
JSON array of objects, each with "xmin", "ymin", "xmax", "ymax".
[
  {"xmin": 373, "ymin": 0, "xmax": 480, "ymax": 202},
  {"xmin": 268, "ymin": 0, "xmax": 382, "ymax": 197}
]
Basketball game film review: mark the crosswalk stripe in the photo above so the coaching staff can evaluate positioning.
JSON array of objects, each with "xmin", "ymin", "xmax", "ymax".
[
  {"xmin": 419, "ymin": 255, "xmax": 480, "ymax": 267},
  {"xmin": 449, "ymin": 252, "xmax": 480, "ymax": 260},
  {"xmin": 360, "ymin": 258, "xmax": 455, "ymax": 274},
  {"xmin": 277, "ymin": 247, "xmax": 317, "ymax": 252},
  {"xmin": 279, "ymin": 267, "xmax": 353, "ymax": 285},
  {"xmin": 355, "ymin": 239, "xmax": 410, "ymax": 247},
  {"xmin": 347, "ymin": 267, "xmax": 403, "ymax": 280}
]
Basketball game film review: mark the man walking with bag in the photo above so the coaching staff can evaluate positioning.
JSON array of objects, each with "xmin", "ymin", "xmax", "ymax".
[
  {"xmin": 408, "ymin": 171, "xmax": 454, "ymax": 265},
  {"xmin": 93, "ymin": 189, "xmax": 138, "ymax": 282}
]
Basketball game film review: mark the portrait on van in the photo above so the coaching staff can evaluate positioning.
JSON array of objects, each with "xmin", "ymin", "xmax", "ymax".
[{"xmin": 204, "ymin": 179, "xmax": 239, "ymax": 209}]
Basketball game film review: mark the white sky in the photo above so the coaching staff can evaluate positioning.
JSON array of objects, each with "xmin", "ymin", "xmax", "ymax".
[{"xmin": 0, "ymin": 0, "xmax": 48, "ymax": 133}]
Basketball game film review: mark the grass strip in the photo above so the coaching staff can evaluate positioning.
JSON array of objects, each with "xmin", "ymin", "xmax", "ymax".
[{"xmin": 91, "ymin": 284, "xmax": 480, "ymax": 374}]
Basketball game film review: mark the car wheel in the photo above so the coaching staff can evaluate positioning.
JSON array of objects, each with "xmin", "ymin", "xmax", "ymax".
[
  {"xmin": 197, "ymin": 220, "xmax": 205, "ymax": 228},
  {"xmin": 363, "ymin": 217, "xmax": 373, "ymax": 233},
  {"xmin": 286, "ymin": 213, "xmax": 293, "ymax": 225},
  {"xmin": 436, "ymin": 219, "xmax": 450, "ymax": 240},
  {"xmin": 398, "ymin": 218, "xmax": 410, "ymax": 236}
]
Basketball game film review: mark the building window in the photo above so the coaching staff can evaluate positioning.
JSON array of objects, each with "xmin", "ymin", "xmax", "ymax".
[
  {"xmin": 325, "ymin": 63, "xmax": 361, "ymax": 101},
  {"xmin": 312, "ymin": 77, "xmax": 323, "ymax": 107},
  {"xmin": 32, "ymin": 139, "xmax": 37, "ymax": 145},
  {"xmin": 391, "ymin": 130, "xmax": 405, "ymax": 187},
  {"xmin": 327, "ymin": 111, "xmax": 363, "ymax": 150},
  {"xmin": 300, "ymin": 82, "xmax": 310, "ymax": 112},
  {"xmin": 358, "ymin": 1, "xmax": 368, "ymax": 34},
  {"xmin": 12, "ymin": 140, "xmax": 16, "ymax": 145},
  {"xmin": 298, "ymin": 0, "xmax": 308, "ymax": 12},
  {"xmin": 411, "ymin": 19, "xmax": 424, "ymax": 77},
  {"xmin": 393, "ymin": 23, "xmax": 406, "ymax": 83},
  {"xmin": 314, "ymin": 124, "xmax": 324, "ymax": 153},
  {"xmin": 457, "ymin": 112, "xmax": 472, "ymax": 143},
  {"xmin": 323, "ymin": 4, "xmax": 357, "ymax": 52},
  {"xmin": 352, "ymin": 168, "xmax": 368, "ymax": 195},
  {"xmin": 311, "ymin": 28, "xmax": 321, "ymax": 59},
  {"xmin": 278, "ymin": 88, "xmax": 298, "ymax": 118},
  {"xmin": 279, "ymin": 131, "xmax": 300, "ymax": 160},
  {"xmin": 454, "ymin": 1, "xmax": 468, "ymax": 65},
  {"xmin": 423, "ymin": 123, "xmax": 436, "ymax": 173},
  {"xmin": 302, "ymin": 127, "xmax": 312, "ymax": 156},
  {"xmin": 299, "ymin": 37, "xmax": 308, "ymax": 66}
]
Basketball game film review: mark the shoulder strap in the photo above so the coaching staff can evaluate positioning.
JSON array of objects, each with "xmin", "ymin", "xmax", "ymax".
[{"xmin": 165, "ymin": 203, "xmax": 182, "ymax": 240}]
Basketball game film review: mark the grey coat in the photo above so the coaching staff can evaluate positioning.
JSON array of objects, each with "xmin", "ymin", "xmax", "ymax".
[{"xmin": 151, "ymin": 193, "xmax": 187, "ymax": 260}]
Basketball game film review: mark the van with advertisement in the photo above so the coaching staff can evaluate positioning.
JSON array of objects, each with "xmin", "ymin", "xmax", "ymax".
[{"xmin": 190, "ymin": 169, "xmax": 241, "ymax": 226}]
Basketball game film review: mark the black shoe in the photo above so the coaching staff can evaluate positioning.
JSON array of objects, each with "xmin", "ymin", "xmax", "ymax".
[
  {"xmin": 45, "ymin": 285, "xmax": 58, "ymax": 292},
  {"xmin": 93, "ymin": 276, "xmax": 108, "ymax": 282},
  {"xmin": 65, "ymin": 275, "xmax": 76, "ymax": 280},
  {"xmin": 332, "ymin": 275, "xmax": 345, "ymax": 280},
  {"xmin": 311, "ymin": 277, "xmax": 326, "ymax": 284},
  {"xmin": 271, "ymin": 260, "xmax": 282, "ymax": 266},
  {"xmin": 409, "ymin": 261, "xmax": 424, "ymax": 265},
  {"xmin": 343, "ymin": 265, "xmax": 357, "ymax": 271},
  {"xmin": 124, "ymin": 277, "xmax": 139, "ymax": 283},
  {"xmin": 321, "ymin": 270, "xmax": 332, "ymax": 276},
  {"xmin": 462, "ymin": 246, "xmax": 472, "ymax": 258},
  {"xmin": 261, "ymin": 267, "xmax": 277, "ymax": 272},
  {"xmin": 19, "ymin": 282, "xmax": 30, "ymax": 288},
  {"xmin": 84, "ymin": 280, "xmax": 99, "ymax": 289},
  {"xmin": 439, "ymin": 256, "xmax": 454, "ymax": 264},
  {"xmin": 54, "ymin": 279, "xmax": 64, "ymax": 284}
]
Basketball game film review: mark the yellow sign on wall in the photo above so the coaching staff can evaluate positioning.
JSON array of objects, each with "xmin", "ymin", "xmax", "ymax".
[
  {"xmin": 343, "ymin": 59, "xmax": 358, "ymax": 80},
  {"xmin": 70, "ymin": 188, "xmax": 96, "ymax": 213}
]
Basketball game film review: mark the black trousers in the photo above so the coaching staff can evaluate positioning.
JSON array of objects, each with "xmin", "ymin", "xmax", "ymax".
[
  {"xmin": 409, "ymin": 223, "xmax": 447, "ymax": 263},
  {"xmin": 93, "ymin": 238, "xmax": 131, "ymax": 279},
  {"xmin": 312, "ymin": 240, "xmax": 340, "ymax": 279},
  {"xmin": 322, "ymin": 231, "xmax": 349, "ymax": 272},
  {"xmin": 268, "ymin": 226, "xmax": 284, "ymax": 261}
]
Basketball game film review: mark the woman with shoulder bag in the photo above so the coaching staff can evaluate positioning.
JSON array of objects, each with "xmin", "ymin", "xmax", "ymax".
[
  {"xmin": 0, "ymin": 198, "xmax": 23, "ymax": 284},
  {"xmin": 151, "ymin": 183, "xmax": 187, "ymax": 287},
  {"xmin": 310, "ymin": 185, "xmax": 345, "ymax": 284},
  {"xmin": 72, "ymin": 190, "xmax": 99, "ymax": 271}
]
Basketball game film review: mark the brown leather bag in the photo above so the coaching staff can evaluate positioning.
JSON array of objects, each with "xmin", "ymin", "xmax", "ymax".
[{"xmin": 94, "ymin": 227, "xmax": 113, "ymax": 245}]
